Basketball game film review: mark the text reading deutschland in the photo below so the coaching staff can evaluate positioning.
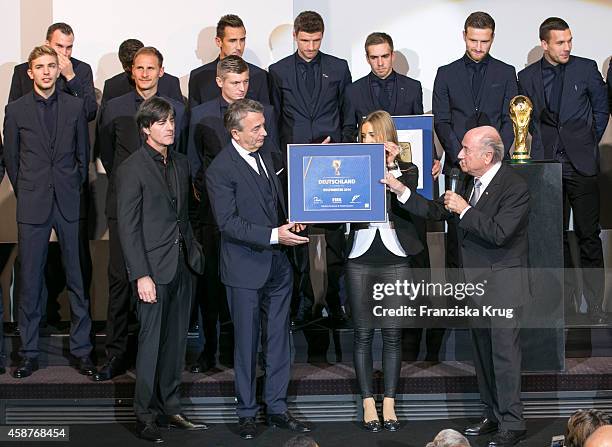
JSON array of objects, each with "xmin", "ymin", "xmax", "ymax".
[{"xmin": 318, "ymin": 179, "xmax": 356, "ymax": 185}]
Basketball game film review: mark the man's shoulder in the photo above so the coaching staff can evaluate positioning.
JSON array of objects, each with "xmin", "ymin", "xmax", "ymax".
[
  {"xmin": 13, "ymin": 62, "xmax": 28, "ymax": 76},
  {"xmin": 499, "ymin": 163, "xmax": 529, "ymax": 191},
  {"xmin": 246, "ymin": 61, "xmax": 267, "ymax": 75},
  {"xmin": 208, "ymin": 143, "xmax": 234, "ymax": 169},
  {"xmin": 488, "ymin": 55, "xmax": 516, "ymax": 73},
  {"xmin": 518, "ymin": 59, "xmax": 540, "ymax": 79},
  {"xmin": 6, "ymin": 92, "xmax": 30, "ymax": 111},
  {"xmin": 105, "ymin": 91, "xmax": 134, "ymax": 112},
  {"xmin": 269, "ymin": 54, "xmax": 294, "ymax": 73},
  {"xmin": 190, "ymin": 60, "xmax": 217, "ymax": 81},
  {"xmin": 396, "ymin": 72, "xmax": 422, "ymax": 89},
  {"xmin": 118, "ymin": 147, "xmax": 145, "ymax": 173},
  {"xmin": 104, "ymin": 72, "xmax": 125, "ymax": 88},
  {"xmin": 320, "ymin": 52, "xmax": 349, "ymax": 69},
  {"xmin": 71, "ymin": 57, "xmax": 92, "ymax": 73},
  {"xmin": 436, "ymin": 57, "xmax": 464, "ymax": 74}
]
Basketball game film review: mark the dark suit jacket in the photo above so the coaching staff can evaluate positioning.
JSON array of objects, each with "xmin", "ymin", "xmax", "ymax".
[
  {"xmin": 101, "ymin": 71, "xmax": 184, "ymax": 104},
  {"xmin": 433, "ymin": 56, "xmax": 517, "ymax": 173},
  {"xmin": 269, "ymin": 51, "xmax": 353, "ymax": 150},
  {"xmin": 9, "ymin": 58, "xmax": 98, "ymax": 121},
  {"xmin": 343, "ymin": 72, "xmax": 424, "ymax": 141},
  {"xmin": 0, "ymin": 135, "xmax": 4, "ymax": 181},
  {"xmin": 97, "ymin": 91, "xmax": 187, "ymax": 219},
  {"xmin": 607, "ymin": 62, "xmax": 612, "ymax": 116},
  {"xmin": 188, "ymin": 57, "xmax": 270, "ymax": 108},
  {"xmin": 116, "ymin": 146, "xmax": 203, "ymax": 284},
  {"xmin": 206, "ymin": 142, "xmax": 287, "ymax": 289},
  {"xmin": 400, "ymin": 163, "xmax": 530, "ymax": 307},
  {"xmin": 518, "ymin": 56, "xmax": 608, "ymax": 176},
  {"xmin": 3, "ymin": 90, "xmax": 89, "ymax": 224}
]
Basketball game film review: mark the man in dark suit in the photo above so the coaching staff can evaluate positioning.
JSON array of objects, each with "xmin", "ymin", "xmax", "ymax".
[
  {"xmin": 206, "ymin": 99, "xmax": 311, "ymax": 440},
  {"xmin": 518, "ymin": 17, "xmax": 609, "ymax": 323},
  {"xmin": 0, "ymin": 135, "xmax": 6, "ymax": 375},
  {"xmin": 101, "ymin": 39, "xmax": 183, "ymax": 104},
  {"xmin": 188, "ymin": 14, "xmax": 269, "ymax": 108},
  {"xmin": 3, "ymin": 46, "xmax": 96, "ymax": 379},
  {"xmin": 95, "ymin": 46, "xmax": 188, "ymax": 382},
  {"xmin": 607, "ymin": 62, "xmax": 612, "ymax": 115},
  {"xmin": 383, "ymin": 126, "xmax": 529, "ymax": 447},
  {"xmin": 269, "ymin": 10, "xmax": 352, "ymax": 325},
  {"xmin": 433, "ymin": 11, "xmax": 518, "ymax": 287},
  {"xmin": 187, "ymin": 55, "xmax": 280, "ymax": 374},
  {"xmin": 116, "ymin": 97, "xmax": 206, "ymax": 442}
]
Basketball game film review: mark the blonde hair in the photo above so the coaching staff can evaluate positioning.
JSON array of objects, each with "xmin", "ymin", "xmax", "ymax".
[
  {"xmin": 360, "ymin": 110, "xmax": 399, "ymax": 144},
  {"xmin": 28, "ymin": 45, "xmax": 58, "ymax": 68}
]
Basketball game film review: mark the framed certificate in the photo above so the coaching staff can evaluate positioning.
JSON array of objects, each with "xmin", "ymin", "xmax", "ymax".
[
  {"xmin": 392, "ymin": 114, "xmax": 435, "ymax": 199},
  {"xmin": 287, "ymin": 143, "xmax": 386, "ymax": 223}
]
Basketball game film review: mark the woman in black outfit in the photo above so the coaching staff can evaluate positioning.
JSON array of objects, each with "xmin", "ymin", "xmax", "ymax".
[{"xmin": 347, "ymin": 110, "xmax": 425, "ymax": 432}]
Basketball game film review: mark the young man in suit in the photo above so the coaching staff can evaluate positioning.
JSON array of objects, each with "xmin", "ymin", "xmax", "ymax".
[
  {"xmin": 116, "ymin": 97, "xmax": 206, "ymax": 442},
  {"xmin": 433, "ymin": 11, "xmax": 517, "ymax": 280},
  {"xmin": 3, "ymin": 45, "xmax": 96, "ymax": 379},
  {"xmin": 187, "ymin": 55, "xmax": 280, "ymax": 374},
  {"xmin": 95, "ymin": 46, "xmax": 188, "ymax": 382},
  {"xmin": 0, "ymin": 136, "xmax": 6, "ymax": 375},
  {"xmin": 269, "ymin": 10, "xmax": 352, "ymax": 326},
  {"xmin": 206, "ymin": 99, "xmax": 311, "ymax": 440},
  {"xmin": 188, "ymin": 14, "xmax": 269, "ymax": 108},
  {"xmin": 101, "ymin": 39, "xmax": 183, "ymax": 104},
  {"xmin": 518, "ymin": 17, "xmax": 609, "ymax": 323},
  {"xmin": 383, "ymin": 126, "xmax": 529, "ymax": 447}
]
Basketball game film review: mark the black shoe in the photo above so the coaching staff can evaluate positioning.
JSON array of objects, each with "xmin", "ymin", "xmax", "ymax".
[
  {"xmin": 383, "ymin": 419, "xmax": 400, "ymax": 431},
  {"xmin": 266, "ymin": 412, "xmax": 311, "ymax": 433},
  {"xmin": 13, "ymin": 358, "xmax": 39, "ymax": 378},
  {"xmin": 76, "ymin": 356, "xmax": 97, "ymax": 376},
  {"xmin": 488, "ymin": 429, "xmax": 527, "ymax": 446},
  {"xmin": 238, "ymin": 417, "xmax": 257, "ymax": 440},
  {"xmin": 0, "ymin": 365, "xmax": 5, "ymax": 375},
  {"xmin": 92, "ymin": 356, "xmax": 127, "ymax": 381},
  {"xmin": 137, "ymin": 422, "xmax": 163, "ymax": 443},
  {"xmin": 463, "ymin": 418, "xmax": 499, "ymax": 436},
  {"xmin": 362, "ymin": 419, "xmax": 382, "ymax": 432},
  {"xmin": 158, "ymin": 414, "xmax": 209, "ymax": 430},
  {"xmin": 189, "ymin": 355, "xmax": 216, "ymax": 373}
]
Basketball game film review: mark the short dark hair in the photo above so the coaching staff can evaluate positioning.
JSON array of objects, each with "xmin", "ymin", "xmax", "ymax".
[
  {"xmin": 136, "ymin": 97, "xmax": 174, "ymax": 131},
  {"xmin": 283, "ymin": 435, "xmax": 318, "ymax": 447},
  {"xmin": 133, "ymin": 46, "xmax": 164, "ymax": 67},
  {"xmin": 118, "ymin": 39, "xmax": 144, "ymax": 72},
  {"xmin": 539, "ymin": 17, "xmax": 570, "ymax": 41},
  {"xmin": 46, "ymin": 22, "xmax": 74, "ymax": 41},
  {"xmin": 365, "ymin": 32, "xmax": 394, "ymax": 54},
  {"xmin": 224, "ymin": 98, "xmax": 264, "ymax": 133},
  {"xmin": 28, "ymin": 45, "xmax": 58, "ymax": 68},
  {"xmin": 217, "ymin": 55, "xmax": 249, "ymax": 79},
  {"xmin": 217, "ymin": 14, "xmax": 245, "ymax": 39},
  {"xmin": 464, "ymin": 12, "xmax": 495, "ymax": 33},
  {"xmin": 566, "ymin": 409, "xmax": 612, "ymax": 447},
  {"xmin": 294, "ymin": 11, "xmax": 324, "ymax": 34}
]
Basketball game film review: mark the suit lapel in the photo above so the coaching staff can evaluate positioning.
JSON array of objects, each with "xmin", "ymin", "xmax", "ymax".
[
  {"xmin": 534, "ymin": 60, "xmax": 547, "ymax": 109},
  {"xmin": 559, "ymin": 57, "xmax": 575, "ymax": 122},
  {"xmin": 230, "ymin": 148, "xmax": 275, "ymax": 222},
  {"xmin": 312, "ymin": 53, "xmax": 329, "ymax": 118},
  {"xmin": 475, "ymin": 60, "xmax": 493, "ymax": 109},
  {"xmin": 53, "ymin": 93, "xmax": 67, "ymax": 157},
  {"xmin": 390, "ymin": 77, "xmax": 401, "ymax": 114},
  {"xmin": 473, "ymin": 164, "xmax": 504, "ymax": 211},
  {"xmin": 287, "ymin": 56, "xmax": 310, "ymax": 117},
  {"xmin": 457, "ymin": 61, "xmax": 476, "ymax": 110},
  {"xmin": 262, "ymin": 151, "xmax": 287, "ymax": 218}
]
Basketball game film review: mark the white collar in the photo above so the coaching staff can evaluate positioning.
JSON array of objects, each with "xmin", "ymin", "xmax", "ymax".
[{"xmin": 475, "ymin": 161, "xmax": 502, "ymax": 190}]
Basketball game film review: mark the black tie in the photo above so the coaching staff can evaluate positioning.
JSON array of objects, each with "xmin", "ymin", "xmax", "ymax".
[
  {"xmin": 302, "ymin": 62, "xmax": 315, "ymax": 96},
  {"xmin": 249, "ymin": 152, "xmax": 269, "ymax": 179},
  {"xmin": 548, "ymin": 65, "xmax": 563, "ymax": 116},
  {"xmin": 471, "ymin": 63, "xmax": 484, "ymax": 100}
]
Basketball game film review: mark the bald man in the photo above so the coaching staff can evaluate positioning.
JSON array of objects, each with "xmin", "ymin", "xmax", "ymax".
[
  {"xmin": 585, "ymin": 425, "xmax": 612, "ymax": 447},
  {"xmin": 383, "ymin": 126, "xmax": 530, "ymax": 447}
]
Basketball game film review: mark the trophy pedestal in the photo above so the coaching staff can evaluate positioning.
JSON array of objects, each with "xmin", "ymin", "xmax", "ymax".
[{"xmin": 512, "ymin": 161, "xmax": 564, "ymax": 371}]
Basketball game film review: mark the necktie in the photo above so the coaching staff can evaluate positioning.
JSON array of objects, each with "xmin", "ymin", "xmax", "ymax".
[
  {"xmin": 303, "ymin": 62, "xmax": 315, "ymax": 96},
  {"xmin": 249, "ymin": 152, "xmax": 268, "ymax": 179},
  {"xmin": 471, "ymin": 63, "xmax": 484, "ymax": 101},
  {"xmin": 548, "ymin": 65, "xmax": 562, "ymax": 116},
  {"xmin": 470, "ymin": 178, "xmax": 482, "ymax": 206}
]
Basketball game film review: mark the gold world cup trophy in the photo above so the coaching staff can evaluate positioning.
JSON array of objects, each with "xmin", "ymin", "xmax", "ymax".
[
  {"xmin": 509, "ymin": 95, "xmax": 533, "ymax": 163},
  {"xmin": 332, "ymin": 159, "xmax": 342, "ymax": 176}
]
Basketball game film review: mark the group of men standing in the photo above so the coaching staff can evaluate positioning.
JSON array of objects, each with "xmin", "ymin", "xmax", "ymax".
[{"xmin": 0, "ymin": 8, "xmax": 610, "ymax": 446}]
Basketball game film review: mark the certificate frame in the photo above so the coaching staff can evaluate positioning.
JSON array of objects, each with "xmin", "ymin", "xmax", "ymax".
[
  {"xmin": 392, "ymin": 114, "xmax": 435, "ymax": 199},
  {"xmin": 287, "ymin": 143, "xmax": 387, "ymax": 223}
]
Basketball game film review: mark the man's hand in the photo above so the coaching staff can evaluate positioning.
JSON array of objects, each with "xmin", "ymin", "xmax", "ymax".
[
  {"xmin": 321, "ymin": 136, "xmax": 331, "ymax": 144},
  {"xmin": 137, "ymin": 276, "xmax": 157, "ymax": 303},
  {"xmin": 57, "ymin": 53, "xmax": 75, "ymax": 81},
  {"xmin": 444, "ymin": 191, "xmax": 469, "ymax": 215},
  {"xmin": 380, "ymin": 172, "xmax": 407, "ymax": 196},
  {"xmin": 278, "ymin": 222, "xmax": 309, "ymax": 246},
  {"xmin": 432, "ymin": 159, "xmax": 441, "ymax": 180},
  {"xmin": 192, "ymin": 183, "xmax": 201, "ymax": 202},
  {"xmin": 384, "ymin": 142, "xmax": 401, "ymax": 166}
]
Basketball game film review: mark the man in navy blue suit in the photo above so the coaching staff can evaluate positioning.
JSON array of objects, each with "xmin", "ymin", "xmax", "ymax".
[
  {"xmin": 188, "ymin": 14, "xmax": 269, "ymax": 108},
  {"xmin": 518, "ymin": 17, "xmax": 609, "ymax": 323},
  {"xmin": 94, "ymin": 46, "xmax": 188, "ymax": 382},
  {"xmin": 433, "ymin": 11, "xmax": 517, "ymax": 275},
  {"xmin": 206, "ymin": 99, "xmax": 311, "ymax": 440},
  {"xmin": 187, "ymin": 56, "xmax": 280, "ymax": 374},
  {"xmin": 269, "ymin": 10, "xmax": 352, "ymax": 325},
  {"xmin": 101, "ymin": 39, "xmax": 183, "ymax": 104},
  {"xmin": 3, "ymin": 45, "xmax": 95, "ymax": 378}
]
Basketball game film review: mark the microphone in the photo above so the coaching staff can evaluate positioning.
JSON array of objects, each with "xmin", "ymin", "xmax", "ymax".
[{"xmin": 449, "ymin": 168, "xmax": 460, "ymax": 193}]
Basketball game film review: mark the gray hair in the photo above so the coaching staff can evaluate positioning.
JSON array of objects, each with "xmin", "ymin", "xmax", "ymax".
[
  {"xmin": 425, "ymin": 429, "xmax": 471, "ymax": 447},
  {"xmin": 224, "ymin": 98, "xmax": 264, "ymax": 133},
  {"xmin": 481, "ymin": 135, "xmax": 505, "ymax": 164}
]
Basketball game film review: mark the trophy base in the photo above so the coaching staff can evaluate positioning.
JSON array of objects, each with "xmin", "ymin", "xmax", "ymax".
[{"xmin": 510, "ymin": 152, "xmax": 531, "ymax": 164}]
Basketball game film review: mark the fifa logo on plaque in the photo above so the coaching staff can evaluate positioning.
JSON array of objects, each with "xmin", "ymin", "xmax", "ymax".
[{"xmin": 332, "ymin": 159, "xmax": 342, "ymax": 176}]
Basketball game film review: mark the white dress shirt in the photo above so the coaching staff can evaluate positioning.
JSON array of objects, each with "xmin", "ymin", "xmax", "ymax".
[{"xmin": 231, "ymin": 140, "xmax": 278, "ymax": 244}]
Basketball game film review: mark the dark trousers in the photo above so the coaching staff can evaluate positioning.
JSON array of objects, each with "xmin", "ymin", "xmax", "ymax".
[
  {"xmin": 226, "ymin": 250, "xmax": 292, "ymax": 418},
  {"xmin": 353, "ymin": 328, "xmax": 401, "ymax": 398},
  {"xmin": 134, "ymin": 256, "xmax": 192, "ymax": 423},
  {"xmin": 105, "ymin": 218, "xmax": 134, "ymax": 359},
  {"xmin": 561, "ymin": 165, "xmax": 604, "ymax": 310},
  {"xmin": 17, "ymin": 201, "xmax": 92, "ymax": 359},
  {"xmin": 470, "ymin": 322, "xmax": 524, "ymax": 431},
  {"xmin": 0, "ymin": 244, "xmax": 12, "ymax": 367}
]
